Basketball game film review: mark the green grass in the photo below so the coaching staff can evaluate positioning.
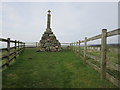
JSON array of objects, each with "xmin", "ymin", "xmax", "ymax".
[
  {"xmin": 75, "ymin": 46, "xmax": 119, "ymax": 64},
  {"xmin": 2, "ymin": 48, "xmax": 116, "ymax": 88}
]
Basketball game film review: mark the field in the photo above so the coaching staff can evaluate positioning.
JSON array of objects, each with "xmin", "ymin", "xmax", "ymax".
[{"xmin": 2, "ymin": 48, "xmax": 116, "ymax": 88}]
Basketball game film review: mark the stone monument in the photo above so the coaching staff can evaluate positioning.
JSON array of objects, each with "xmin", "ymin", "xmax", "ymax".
[{"xmin": 38, "ymin": 10, "xmax": 61, "ymax": 52}]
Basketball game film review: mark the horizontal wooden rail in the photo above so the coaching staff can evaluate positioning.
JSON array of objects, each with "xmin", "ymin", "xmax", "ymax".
[
  {"xmin": 87, "ymin": 34, "xmax": 101, "ymax": 42},
  {"xmin": 61, "ymin": 43, "xmax": 70, "ymax": 44},
  {"xmin": 86, "ymin": 54, "xmax": 100, "ymax": 62},
  {"xmin": 86, "ymin": 59, "xmax": 120, "ymax": 88},
  {"xmin": 71, "ymin": 28, "xmax": 120, "ymax": 87},
  {"xmin": 107, "ymin": 29, "xmax": 120, "ymax": 37},
  {"xmin": 106, "ymin": 73, "xmax": 120, "ymax": 88},
  {"xmin": 0, "ymin": 38, "xmax": 8, "ymax": 42},
  {"xmin": 0, "ymin": 38, "xmax": 25, "ymax": 44},
  {"xmin": 0, "ymin": 37, "xmax": 25, "ymax": 68},
  {"xmin": 79, "ymin": 28, "xmax": 120, "ymax": 43},
  {"xmin": 106, "ymin": 61, "xmax": 120, "ymax": 72},
  {"xmin": 86, "ymin": 54, "xmax": 120, "ymax": 72},
  {"xmin": 86, "ymin": 60, "xmax": 101, "ymax": 72}
]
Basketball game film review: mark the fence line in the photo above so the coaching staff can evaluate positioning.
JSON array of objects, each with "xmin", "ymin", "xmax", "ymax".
[
  {"xmin": 0, "ymin": 38, "xmax": 25, "ymax": 68},
  {"xmin": 70, "ymin": 28, "xmax": 120, "ymax": 87},
  {"xmin": 24, "ymin": 42, "xmax": 38, "ymax": 48}
]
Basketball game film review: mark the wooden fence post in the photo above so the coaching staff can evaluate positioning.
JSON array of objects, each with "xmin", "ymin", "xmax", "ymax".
[
  {"xmin": 70, "ymin": 43, "xmax": 71, "ymax": 47},
  {"xmin": 20, "ymin": 41, "xmax": 21, "ymax": 53},
  {"xmin": 74, "ymin": 42, "xmax": 75, "ymax": 51},
  {"xmin": 23, "ymin": 43, "xmax": 24, "ymax": 49},
  {"xmin": 21, "ymin": 42, "xmax": 23, "ymax": 52},
  {"xmin": 74, "ymin": 42, "xmax": 76, "ymax": 52},
  {"xmin": 18, "ymin": 41, "xmax": 19, "ymax": 54},
  {"xmin": 70, "ymin": 43, "xmax": 71, "ymax": 50},
  {"xmin": 15, "ymin": 40, "xmax": 17, "ymax": 59},
  {"xmin": 6, "ymin": 38, "xmax": 10, "ymax": 66},
  {"xmin": 79, "ymin": 40, "xmax": 80, "ymax": 54},
  {"xmin": 20, "ymin": 42, "xmax": 22, "ymax": 50},
  {"xmin": 73, "ymin": 42, "xmax": 75, "ymax": 51},
  {"xmin": 19, "ymin": 41, "xmax": 21, "ymax": 54},
  {"xmin": 36, "ymin": 42, "xmax": 37, "ymax": 47},
  {"xmin": 72, "ymin": 43, "xmax": 73, "ymax": 51},
  {"xmin": 22, "ymin": 42, "xmax": 23, "ymax": 48},
  {"xmin": 21, "ymin": 42, "xmax": 22, "ymax": 50},
  {"xmin": 73, "ymin": 42, "xmax": 74, "ymax": 51},
  {"xmin": 21, "ymin": 42, "xmax": 23, "ymax": 49},
  {"xmin": 76, "ymin": 41, "xmax": 78, "ymax": 52},
  {"xmin": 75, "ymin": 42, "xmax": 77, "ymax": 52},
  {"xmin": 84, "ymin": 37, "xmax": 87, "ymax": 63},
  {"xmin": 101, "ymin": 29, "xmax": 107, "ymax": 79},
  {"xmin": 24, "ymin": 43, "xmax": 25, "ymax": 49}
]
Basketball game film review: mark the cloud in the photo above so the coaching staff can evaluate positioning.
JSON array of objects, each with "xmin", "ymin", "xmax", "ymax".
[{"xmin": 2, "ymin": 2, "xmax": 118, "ymax": 44}]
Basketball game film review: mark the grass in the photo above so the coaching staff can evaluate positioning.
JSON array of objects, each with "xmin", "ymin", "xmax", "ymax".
[
  {"xmin": 73, "ymin": 46, "xmax": 119, "ymax": 82},
  {"xmin": 74, "ymin": 46, "xmax": 119, "ymax": 64},
  {"xmin": 2, "ymin": 48, "xmax": 116, "ymax": 88}
]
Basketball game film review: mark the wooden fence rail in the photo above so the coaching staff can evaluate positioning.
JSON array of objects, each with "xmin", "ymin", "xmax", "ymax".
[
  {"xmin": 0, "ymin": 38, "xmax": 25, "ymax": 69},
  {"xmin": 25, "ymin": 42, "xmax": 38, "ymax": 48},
  {"xmin": 70, "ymin": 28, "xmax": 120, "ymax": 87}
]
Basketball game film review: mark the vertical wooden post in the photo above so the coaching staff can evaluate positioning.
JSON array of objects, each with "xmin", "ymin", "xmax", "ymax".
[
  {"xmin": 24, "ymin": 43, "xmax": 25, "ymax": 49},
  {"xmin": 73, "ymin": 42, "xmax": 75, "ymax": 51},
  {"xmin": 75, "ymin": 42, "xmax": 76, "ymax": 52},
  {"xmin": 19, "ymin": 41, "xmax": 21, "ymax": 53},
  {"xmin": 21, "ymin": 42, "xmax": 22, "ymax": 50},
  {"xmin": 6, "ymin": 38, "xmax": 10, "ymax": 66},
  {"xmin": 74, "ymin": 42, "xmax": 75, "ymax": 52},
  {"xmin": 20, "ymin": 42, "xmax": 22, "ymax": 50},
  {"xmin": 20, "ymin": 42, "xmax": 21, "ymax": 52},
  {"xmin": 75, "ymin": 42, "xmax": 77, "ymax": 52},
  {"xmin": 23, "ymin": 42, "xmax": 24, "ymax": 49},
  {"xmin": 101, "ymin": 29, "xmax": 107, "ymax": 79},
  {"xmin": 36, "ymin": 42, "xmax": 37, "ymax": 47},
  {"xmin": 84, "ymin": 37, "xmax": 87, "ymax": 63},
  {"xmin": 79, "ymin": 40, "xmax": 80, "ymax": 54},
  {"xmin": 21, "ymin": 42, "xmax": 23, "ymax": 52},
  {"xmin": 22, "ymin": 42, "xmax": 23, "ymax": 49},
  {"xmin": 70, "ymin": 43, "xmax": 71, "ymax": 50},
  {"xmin": 15, "ymin": 40, "xmax": 17, "ymax": 59},
  {"xmin": 76, "ymin": 42, "xmax": 78, "ymax": 53},
  {"xmin": 72, "ymin": 43, "xmax": 73, "ymax": 51},
  {"xmin": 21, "ymin": 42, "xmax": 22, "ymax": 49},
  {"xmin": 18, "ymin": 41, "xmax": 19, "ymax": 55}
]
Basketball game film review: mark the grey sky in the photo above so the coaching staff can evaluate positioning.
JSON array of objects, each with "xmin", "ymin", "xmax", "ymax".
[{"xmin": 2, "ymin": 2, "xmax": 118, "ymax": 44}]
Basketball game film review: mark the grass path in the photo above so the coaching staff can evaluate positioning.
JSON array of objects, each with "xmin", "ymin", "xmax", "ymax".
[{"xmin": 2, "ymin": 48, "xmax": 116, "ymax": 88}]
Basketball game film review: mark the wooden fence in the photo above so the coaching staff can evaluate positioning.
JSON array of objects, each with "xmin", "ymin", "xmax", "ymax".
[
  {"xmin": 0, "ymin": 38, "xmax": 25, "ymax": 69},
  {"xmin": 70, "ymin": 28, "xmax": 120, "ymax": 87},
  {"xmin": 25, "ymin": 42, "xmax": 38, "ymax": 48}
]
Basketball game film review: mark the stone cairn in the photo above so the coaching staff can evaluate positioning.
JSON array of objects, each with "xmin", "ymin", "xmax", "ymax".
[{"xmin": 38, "ymin": 10, "xmax": 61, "ymax": 52}]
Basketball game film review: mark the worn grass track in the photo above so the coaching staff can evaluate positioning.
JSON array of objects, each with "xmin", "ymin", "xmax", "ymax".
[{"xmin": 2, "ymin": 48, "xmax": 116, "ymax": 88}]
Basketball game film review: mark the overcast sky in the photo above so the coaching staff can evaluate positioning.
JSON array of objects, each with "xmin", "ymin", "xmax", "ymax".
[{"xmin": 1, "ymin": 2, "xmax": 118, "ymax": 44}]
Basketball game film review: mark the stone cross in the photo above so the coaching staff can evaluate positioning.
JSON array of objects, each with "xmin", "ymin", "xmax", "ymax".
[{"xmin": 48, "ymin": 10, "xmax": 51, "ymax": 14}]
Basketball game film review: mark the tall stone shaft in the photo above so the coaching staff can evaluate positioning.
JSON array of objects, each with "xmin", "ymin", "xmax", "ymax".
[
  {"xmin": 47, "ymin": 10, "xmax": 51, "ymax": 29},
  {"xmin": 39, "ymin": 10, "xmax": 61, "ymax": 52}
]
